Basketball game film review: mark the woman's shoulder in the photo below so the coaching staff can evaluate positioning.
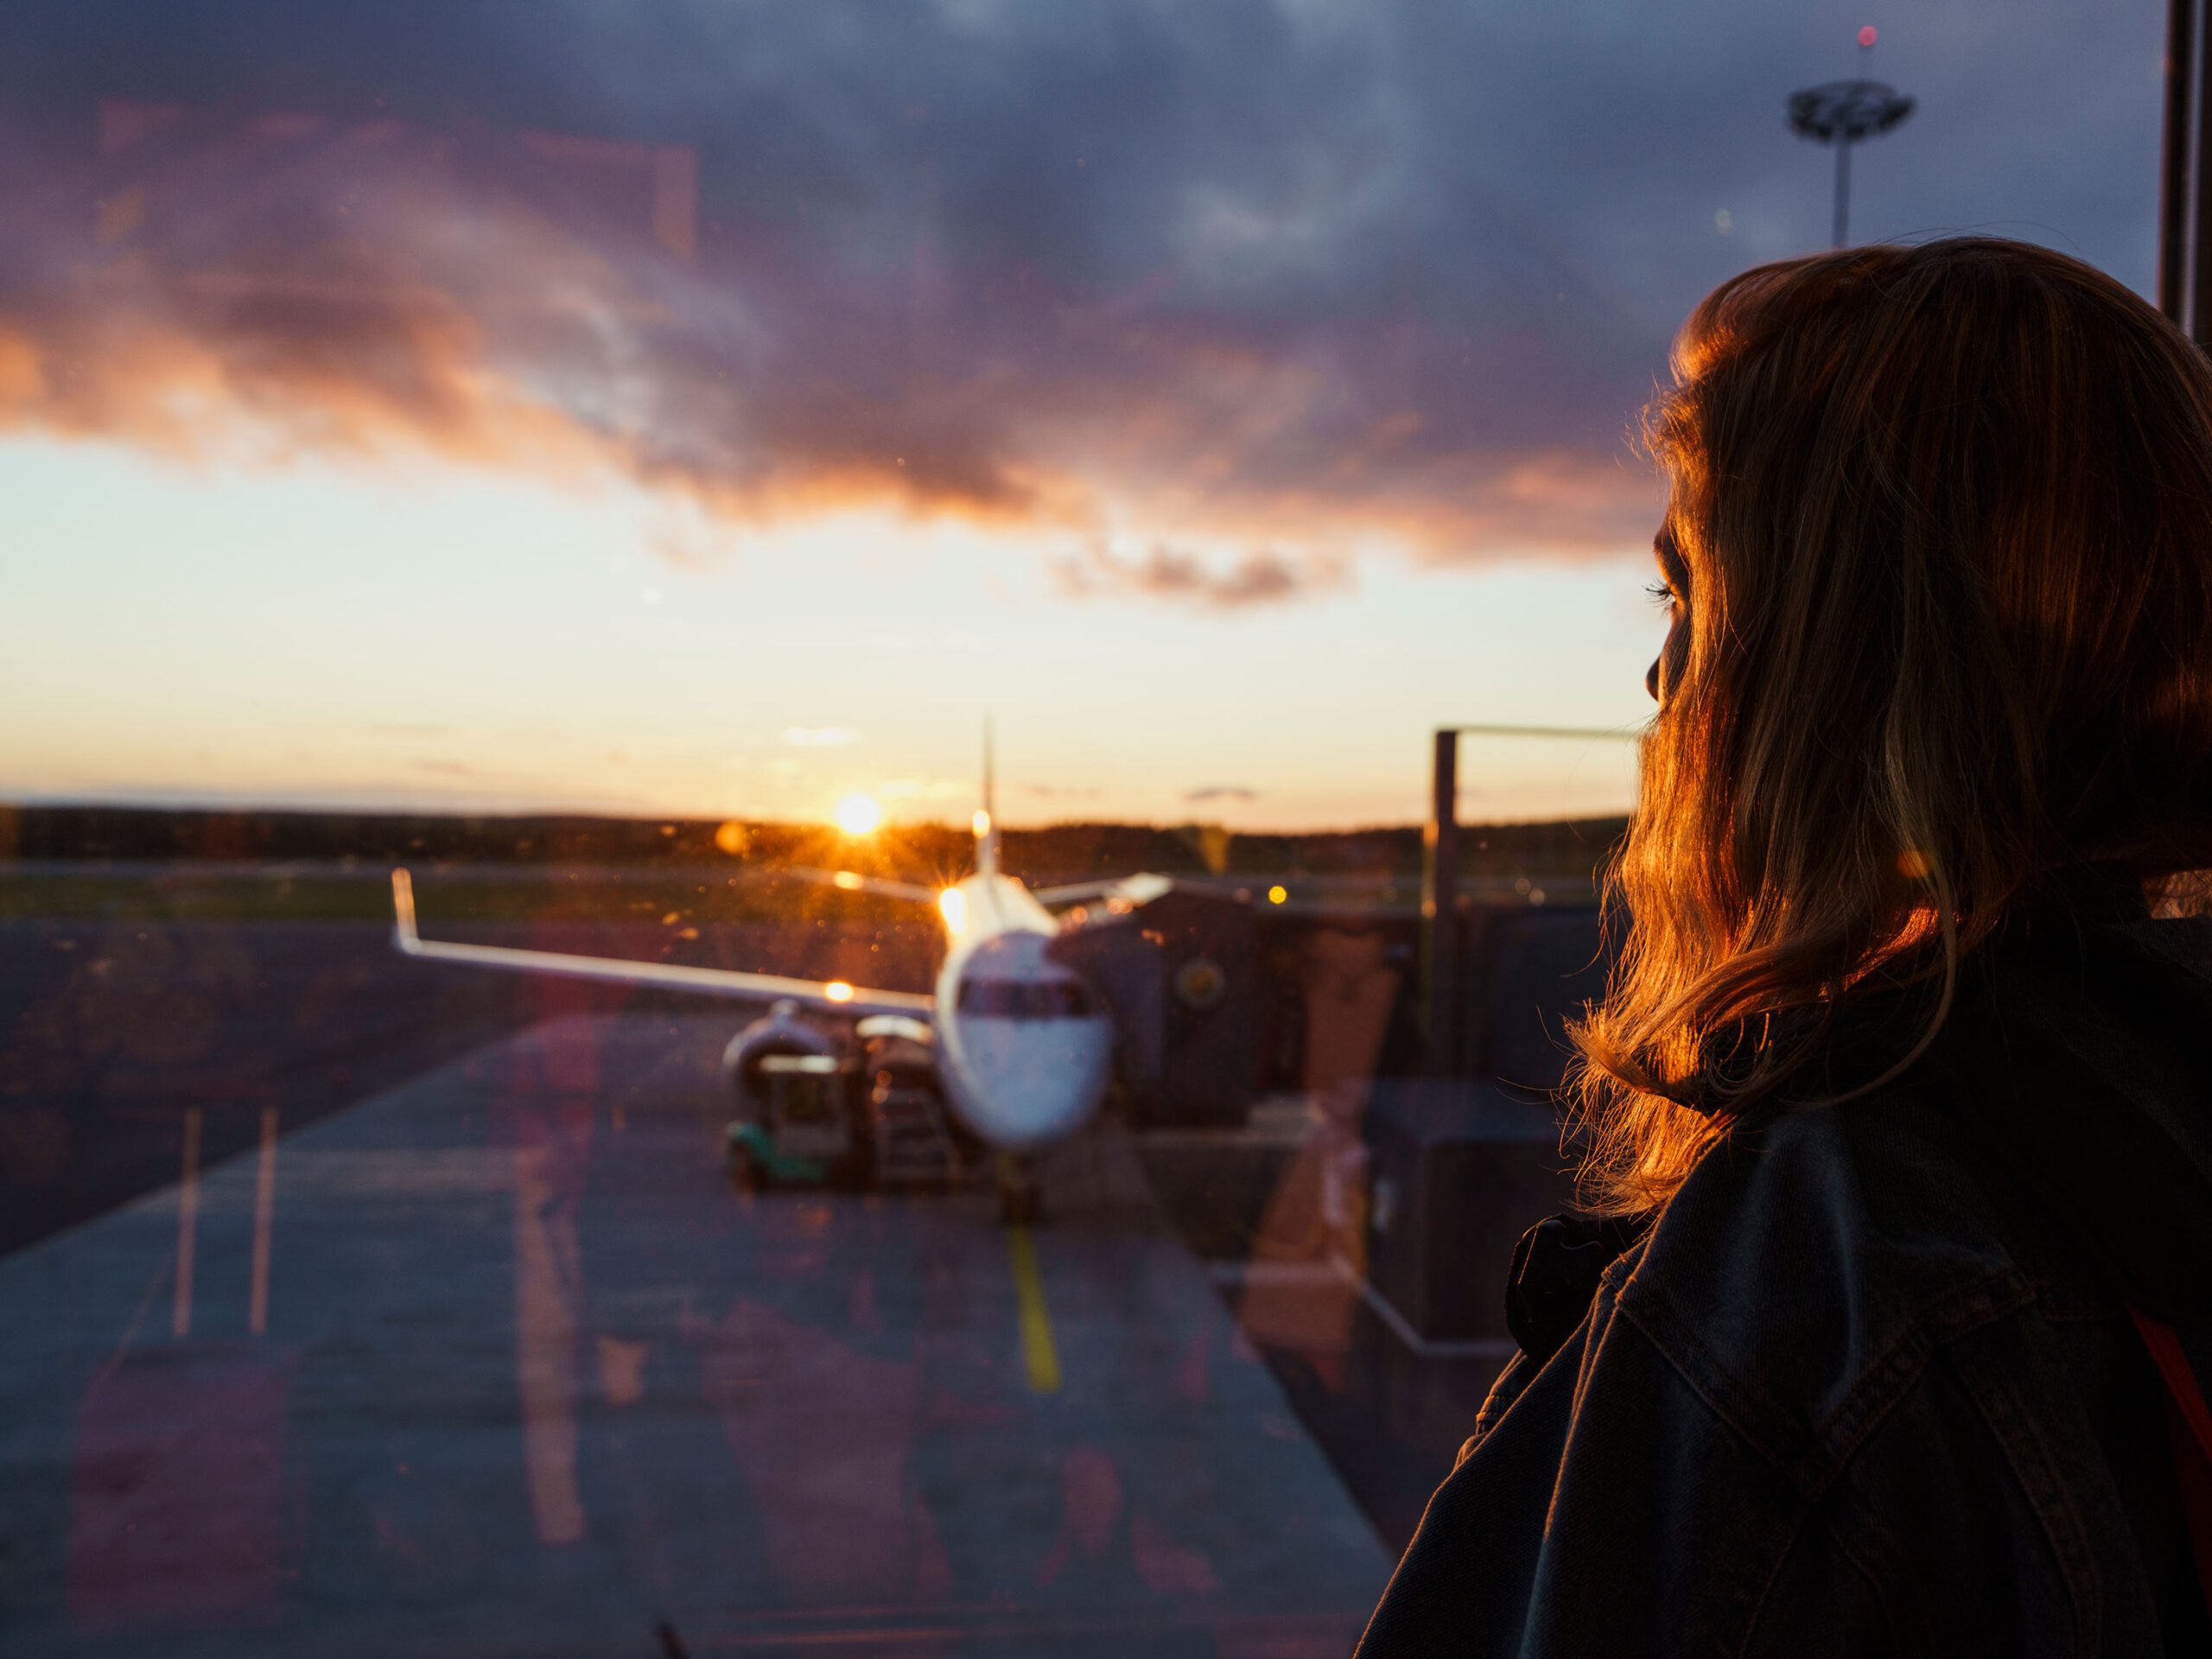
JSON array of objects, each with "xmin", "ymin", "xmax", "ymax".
[{"xmin": 1611, "ymin": 1087, "xmax": 2058, "ymax": 1476}]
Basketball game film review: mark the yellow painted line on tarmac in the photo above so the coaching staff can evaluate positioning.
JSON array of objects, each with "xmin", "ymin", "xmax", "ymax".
[{"xmin": 1007, "ymin": 1226, "xmax": 1062, "ymax": 1394}]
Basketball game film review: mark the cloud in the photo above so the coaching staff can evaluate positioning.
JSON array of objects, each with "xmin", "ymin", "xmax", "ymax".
[
  {"xmin": 0, "ymin": 0, "xmax": 2159, "ymax": 601},
  {"xmin": 1022, "ymin": 782, "xmax": 1104, "ymax": 800},
  {"xmin": 1184, "ymin": 785, "xmax": 1259, "ymax": 803},
  {"xmin": 782, "ymin": 727, "xmax": 861, "ymax": 747},
  {"xmin": 1054, "ymin": 542, "xmax": 1350, "ymax": 609}
]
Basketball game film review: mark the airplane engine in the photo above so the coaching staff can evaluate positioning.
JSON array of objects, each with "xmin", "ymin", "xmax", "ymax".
[{"xmin": 723, "ymin": 998, "xmax": 839, "ymax": 1123}]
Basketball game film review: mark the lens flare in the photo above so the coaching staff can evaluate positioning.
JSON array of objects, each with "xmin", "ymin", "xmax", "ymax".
[
  {"xmin": 938, "ymin": 887, "xmax": 968, "ymax": 935},
  {"xmin": 834, "ymin": 793, "xmax": 883, "ymax": 836}
]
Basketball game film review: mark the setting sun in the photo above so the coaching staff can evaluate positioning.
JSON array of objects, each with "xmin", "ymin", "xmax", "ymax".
[{"xmin": 833, "ymin": 792, "xmax": 884, "ymax": 836}]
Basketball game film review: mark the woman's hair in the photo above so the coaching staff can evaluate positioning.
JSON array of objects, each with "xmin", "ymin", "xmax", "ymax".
[{"xmin": 1573, "ymin": 236, "xmax": 2212, "ymax": 1211}]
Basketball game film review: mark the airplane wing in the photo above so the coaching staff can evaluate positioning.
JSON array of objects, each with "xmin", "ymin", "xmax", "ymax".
[
  {"xmin": 1031, "ymin": 873, "xmax": 1177, "ymax": 910},
  {"xmin": 770, "ymin": 866, "xmax": 942, "ymax": 905},
  {"xmin": 390, "ymin": 869, "xmax": 933, "ymax": 1020}
]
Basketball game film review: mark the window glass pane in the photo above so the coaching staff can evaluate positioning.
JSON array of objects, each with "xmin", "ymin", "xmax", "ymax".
[{"xmin": 0, "ymin": 4, "xmax": 2161, "ymax": 1652}]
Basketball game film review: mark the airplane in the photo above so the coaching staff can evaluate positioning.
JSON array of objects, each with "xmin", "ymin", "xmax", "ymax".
[{"xmin": 388, "ymin": 731, "xmax": 1162, "ymax": 1221}]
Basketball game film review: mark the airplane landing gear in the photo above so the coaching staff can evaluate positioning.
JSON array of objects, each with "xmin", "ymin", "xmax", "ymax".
[{"xmin": 995, "ymin": 1154, "xmax": 1041, "ymax": 1227}]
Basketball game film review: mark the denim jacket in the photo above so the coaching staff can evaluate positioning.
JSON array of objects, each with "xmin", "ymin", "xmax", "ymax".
[{"xmin": 1357, "ymin": 916, "xmax": 2212, "ymax": 1657}]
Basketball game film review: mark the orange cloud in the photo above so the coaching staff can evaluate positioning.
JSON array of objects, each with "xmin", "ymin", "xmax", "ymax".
[{"xmin": 0, "ymin": 100, "xmax": 1660, "ymax": 604}]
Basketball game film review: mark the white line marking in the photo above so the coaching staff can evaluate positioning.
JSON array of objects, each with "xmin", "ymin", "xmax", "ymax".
[
  {"xmin": 250, "ymin": 1105, "xmax": 278, "ymax": 1335},
  {"xmin": 171, "ymin": 1109, "xmax": 201, "ymax": 1339},
  {"xmin": 1206, "ymin": 1254, "xmax": 1520, "ymax": 1361}
]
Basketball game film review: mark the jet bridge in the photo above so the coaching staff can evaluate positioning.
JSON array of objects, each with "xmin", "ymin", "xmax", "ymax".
[{"xmin": 1048, "ymin": 885, "xmax": 1258, "ymax": 1129}]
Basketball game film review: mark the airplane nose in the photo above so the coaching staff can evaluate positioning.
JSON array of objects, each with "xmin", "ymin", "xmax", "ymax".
[
  {"xmin": 1033, "ymin": 1066, "xmax": 1099, "ymax": 1138},
  {"xmin": 1009, "ymin": 1058, "xmax": 1103, "ymax": 1146},
  {"xmin": 950, "ymin": 1022, "xmax": 1111, "ymax": 1149}
]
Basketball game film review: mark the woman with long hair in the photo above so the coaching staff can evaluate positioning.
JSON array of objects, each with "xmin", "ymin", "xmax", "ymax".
[{"xmin": 1358, "ymin": 238, "xmax": 2212, "ymax": 1656}]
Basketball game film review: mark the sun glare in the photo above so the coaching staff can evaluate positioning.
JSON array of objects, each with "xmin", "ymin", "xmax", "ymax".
[
  {"xmin": 824, "ymin": 981, "xmax": 855, "ymax": 1003},
  {"xmin": 938, "ymin": 887, "xmax": 968, "ymax": 935},
  {"xmin": 834, "ymin": 792, "xmax": 884, "ymax": 836}
]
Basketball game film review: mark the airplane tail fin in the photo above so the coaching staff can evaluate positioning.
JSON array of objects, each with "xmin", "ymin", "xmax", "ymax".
[
  {"xmin": 976, "ymin": 717, "xmax": 1001, "ymax": 877},
  {"xmin": 391, "ymin": 868, "xmax": 421, "ymax": 952}
]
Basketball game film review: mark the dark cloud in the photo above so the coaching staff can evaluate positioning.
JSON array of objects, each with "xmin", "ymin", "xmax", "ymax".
[
  {"xmin": 0, "ymin": 0, "xmax": 2163, "ymax": 598},
  {"xmin": 1184, "ymin": 785, "xmax": 1259, "ymax": 804}
]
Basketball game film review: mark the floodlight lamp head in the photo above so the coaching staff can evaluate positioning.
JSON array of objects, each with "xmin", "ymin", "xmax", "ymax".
[{"xmin": 1787, "ymin": 79, "xmax": 1915, "ymax": 144}]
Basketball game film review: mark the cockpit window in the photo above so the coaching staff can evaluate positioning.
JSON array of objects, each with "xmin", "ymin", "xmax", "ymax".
[{"xmin": 957, "ymin": 978, "xmax": 1096, "ymax": 1019}]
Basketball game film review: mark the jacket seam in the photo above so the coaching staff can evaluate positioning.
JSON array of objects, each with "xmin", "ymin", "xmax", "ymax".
[
  {"xmin": 1943, "ymin": 1332, "xmax": 2104, "ymax": 1657},
  {"xmin": 1729, "ymin": 1503, "xmax": 1818, "ymax": 1659},
  {"xmin": 2034, "ymin": 1302, "xmax": 2130, "ymax": 1325},
  {"xmin": 1821, "ymin": 1269, "xmax": 2039, "ymax": 1464},
  {"xmin": 1586, "ymin": 1310, "xmax": 1823, "ymax": 1659},
  {"xmin": 1618, "ymin": 1264, "xmax": 2035, "ymax": 1496},
  {"xmin": 1614, "ymin": 1284, "xmax": 1821, "ymax": 1490},
  {"xmin": 1777, "ymin": 1501, "xmax": 1902, "ymax": 1656}
]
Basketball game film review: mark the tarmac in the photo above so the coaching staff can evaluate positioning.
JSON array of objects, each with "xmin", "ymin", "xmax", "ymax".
[{"xmin": 0, "ymin": 1008, "xmax": 1395, "ymax": 1657}]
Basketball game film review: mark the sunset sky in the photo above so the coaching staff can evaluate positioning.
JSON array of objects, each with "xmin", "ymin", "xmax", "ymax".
[{"xmin": 0, "ymin": 0, "xmax": 2167, "ymax": 830}]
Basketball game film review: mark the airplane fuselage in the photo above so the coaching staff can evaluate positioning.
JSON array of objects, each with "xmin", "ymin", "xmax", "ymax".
[{"xmin": 930, "ymin": 873, "xmax": 1115, "ymax": 1150}]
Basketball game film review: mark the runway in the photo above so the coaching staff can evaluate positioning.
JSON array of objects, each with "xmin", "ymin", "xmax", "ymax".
[{"xmin": 0, "ymin": 1009, "xmax": 1393, "ymax": 1656}]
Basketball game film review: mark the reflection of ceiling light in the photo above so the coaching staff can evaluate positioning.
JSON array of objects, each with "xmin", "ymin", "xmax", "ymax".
[
  {"xmin": 938, "ymin": 887, "xmax": 967, "ymax": 935},
  {"xmin": 834, "ymin": 793, "xmax": 883, "ymax": 836},
  {"xmin": 824, "ymin": 981, "xmax": 855, "ymax": 1002}
]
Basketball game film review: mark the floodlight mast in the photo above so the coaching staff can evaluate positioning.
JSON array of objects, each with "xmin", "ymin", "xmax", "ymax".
[
  {"xmin": 2159, "ymin": 0, "xmax": 2212, "ymax": 346},
  {"xmin": 1788, "ymin": 83, "xmax": 1915, "ymax": 246},
  {"xmin": 1788, "ymin": 33, "xmax": 1915, "ymax": 247}
]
